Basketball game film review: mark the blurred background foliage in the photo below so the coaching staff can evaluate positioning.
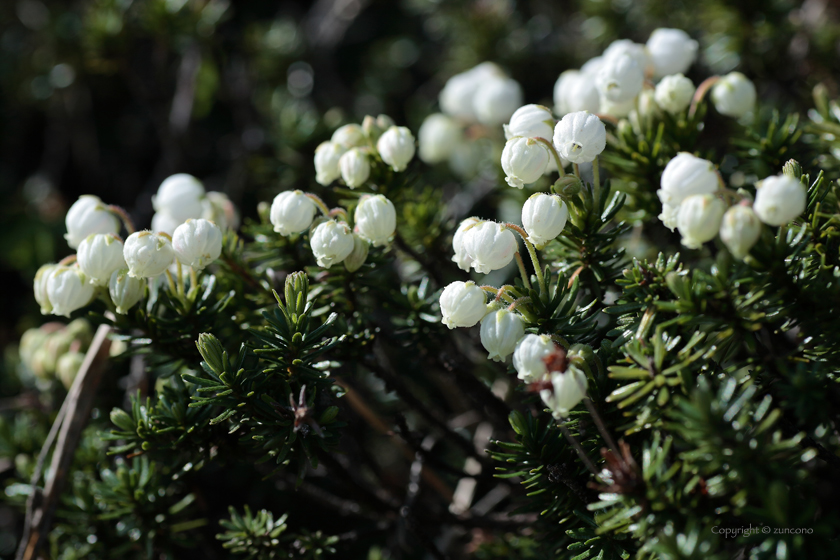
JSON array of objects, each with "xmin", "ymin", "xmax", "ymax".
[{"xmin": 2, "ymin": 0, "xmax": 840, "ymax": 557}]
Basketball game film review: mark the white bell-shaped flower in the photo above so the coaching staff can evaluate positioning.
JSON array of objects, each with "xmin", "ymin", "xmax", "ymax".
[
  {"xmin": 34, "ymin": 263, "xmax": 58, "ymax": 314},
  {"xmin": 553, "ymin": 71, "xmax": 600, "ymax": 116},
  {"xmin": 712, "ymin": 72, "xmax": 757, "ymax": 119},
  {"xmin": 513, "ymin": 334, "xmax": 558, "ymax": 383},
  {"xmin": 522, "ymin": 193, "xmax": 568, "ymax": 248},
  {"xmin": 480, "ymin": 309, "xmax": 525, "ymax": 362},
  {"xmin": 504, "ymin": 104, "xmax": 555, "ymax": 141},
  {"xmin": 314, "ymin": 141, "xmax": 346, "ymax": 186},
  {"xmin": 439, "ymin": 281, "xmax": 488, "ymax": 329},
  {"xmin": 77, "ymin": 233, "xmax": 126, "ymax": 286},
  {"xmin": 474, "ymin": 77, "xmax": 523, "ymax": 126},
  {"xmin": 331, "ymin": 124, "xmax": 366, "ymax": 149},
  {"xmin": 677, "ymin": 194, "xmax": 726, "ymax": 249},
  {"xmin": 64, "ymin": 195, "xmax": 120, "ymax": 249},
  {"xmin": 657, "ymin": 153, "xmax": 719, "ymax": 230},
  {"xmin": 553, "ymin": 111, "xmax": 606, "ymax": 164},
  {"xmin": 46, "ymin": 266, "xmax": 95, "ymax": 318},
  {"xmin": 172, "ymin": 218, "xmax": 222, "ymax": 270},
  {"xmin": 270, "ymin": 190, "xmax": 318, "ymax": 236},
  {"xmin": 418, "ymin": 113, "xmax": 461, "ymax": 164},
  {"xmin": 377, "ymin": 126, "xmax": 415, "ymax": 172},
  {"xmin": 596, "ymin": 53, "xmax": 644, "ymax": 104},
  {"xmin": 462, "ymin": 221, "xmax": 518, "ymax": 274},
  {"xmin": 310, "ymin": 220, "xmax": 354, "ymax": 268},
  {"xmin": 201, "ymin": 192, "xmax": 239, "ymax": 231},
  {"xmin": 501, "ymin": 137, "xmax": 550, "ymax": 189},
  {"xmin": 753, "ymin": 175, "xmax": 807, "ymax": 226},
  {"xmin": 343, "ymin": 234, "xmax": 370, "ymax": 273},
  {"xmin": 600, "ymin": 96, "xmax": 637, "ymax": 119},
  {"xmin": 151, "ymin": 211, "xmax": 182, "ymax": 236},
  {"xmin": 719, "ymin": 204, "xmax": 762, "ymax": 259},
  {"xmin": 152, "ymin": 174, "xmax": 206, "ymax": 223},
  {"xmin": 109, "ymin": 268, "xmax": 145, "ymax": 314},
  {"xmin": 540, "ymin": 366, "xmax": 588, "ymax": 418},
  {"xmin": 354, "ymin": 194, "xmax": 396, "ymax": 246},
  {"xmin": 339, "ymin": 148, "xmax": 371, "ymax": 189},
  {"xmin": 439, "ymin": 63, "xmax": 503, "ymax": 121},
  {"xmin": 123, "ymin": 231, "xmax": 175, "ymax": 278},
  {"xmin": 646, "ymin": 28, "xmax": 698, "ymax": 79},
  {"xmin": 603, "ymin": 39, "xmax": 652, "ymax": 75},
  {"xmin": 451, "ymin": 217, "xmax": 481, "ymax": 272},
  {"xmin": 654, "ymin": 74, "xmax": 695, "ymax": 114}
]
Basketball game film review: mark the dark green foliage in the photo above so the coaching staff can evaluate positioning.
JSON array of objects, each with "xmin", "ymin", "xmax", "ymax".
[{"xmin": 216, "ymin": 506, "xmax": 338, "ymax": 560}]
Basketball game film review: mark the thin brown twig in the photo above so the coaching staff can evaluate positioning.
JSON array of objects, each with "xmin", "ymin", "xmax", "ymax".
[{"xmin": 17, "ymin": 324, "xmax": 112, "ymax": 560}]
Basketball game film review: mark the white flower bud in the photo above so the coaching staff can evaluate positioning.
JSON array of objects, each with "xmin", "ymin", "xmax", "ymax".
[
  {"xmin": 339, "ymin": 148, "xmax": 371, "ymax": 189},
  {"xmin": 123, "ymin": 231, "xmax": 175, "ymax": 278},
  {"xmin": 418, "ymin": 114, "xmax": 461, "ymax": 164},
  {"xmin": 676, "ymin": 194, "xmax": 726, "ymax": 249},
  {"xmin": 344, "ymin": 234, "xmax": 369, "ymax": 273},
  {"xmin": 635, "ymin": 88, "xmax": 661, "ymax": 120},
  {"xmin": 109, "ymin": 268, "xmax": 145, "ymax": 314},
  {"xmin": 331, "ymin": 124, "xmax": 366, "ymax": 149},
  {"xmin": 310, "ymin": 220, "xmax": 354, "ymax": 268},
  {"xmin": 439, "ymin": 71, "xmax": 481, "ymax": 121},
  {"xmin": 580, "ymin": 56, "xmax": 604, "ymax": 76},
  {"xmin": 151, "ymin": 211, "xmax": 182, "ymax": 236},
  {"xmin": 657, "ymin": 153, "xmax": 719, "ymax": 230},
  {"xmin": 654, "ymin": 74, "xmax": 695, "ymax": 114},
  {"xmin": 501, "ymin": 137, "xmax": 550, "ymax": 189},
  {"xmin": 57, "ymin": 351, "xmax": 85, "ymax": 389},
  {"xmin": 462, "ymin": 221, "xmax": 518, "ymax": 274},
  {"xmin": 439, "ymin": 63, "xmax": 504, "ymax": 120},
  {"xmin": 719, "ymin": 205, "xmax": 762, "ymax": 259},
  {"xmin": 270, "ymin": 190, "xmax": 318, "ymax": 236},
  {"xmin": 600, "ymin": 96, "xmax": 637, "ymax": 118},
  {"xmin": 77, "ymin": 233, "xmax": 126, "ymax": 286},
  {"xmin": 34, "ymin": 264, "xmax": 58, "ymax": 314},
  {"xmin": 504, "ymin": 104, "xmax": 555, "ymax": 141},
  {"xmin": 553, "ymin": 111, "xmax": 606, "ymax": 164},
  {"xmin": 597, "ymin": 53, "xmax": 644, "ymax": 104},
  {"xmin": 202, "ymin": 191, "xmax": 239, "ymax": 230},
  {"xmin": 172, "ymin": 218, "xmax": 222, "ymax": 270},
  {"xmin": 603, "ymin": 39, "xmax": 652, "ymax": 75},
  {"xmin": 64, "ymin": 195, "xmax": 120, "ymax": 249},
  {"xmin": 314, "ymin": 141, "xmax": 346, "ymax": 185},
  {"xmin": 354, "ymin": 194, "xmax": 396, "ymax": 246},
  {"xmin": 513, "ymin": 334, "xmax": 557, "ymax": 383},
  {"xmin": 753, "ymin": 175, "xmax": 807, "ymax": 226},
  {"xmin": 376, "ymin": 126, "xmax": 415, "ymax": 172},
  {"xmin": 554, "ymin": 71, "xmax": 600, "ymax": 116},
  {"xmin": 152, "ymin": 174, "xmax": 206, "ymax": 223},
  {"xmin": 451, "ymin": 217, "xmax": 481, "ymax": 272},
  {"xmin": 522, "ymin": 193, "xmax": 568, "ymax": 247},
  {"xmin": 540, "ymin": 366, "xmax": 588, "ymax": 418},
  {"xmin": 439, "ymin": 281, "xmax": 488, "ymax": 329},
  {"xmin": 711, "ymin": 72, "xmax": 757, "ymax": 119},
  {"xmin": 480, "ymin": 309, "xmax": 525, "ymax": 362},
  {"xmin": 47, "ymin": 266, "xmax": 95, "ymax": 317},
  {"xmin": 474, "ymin": 77, "xmax": 523, "ymax": 126},
  {"xmin": 646, "ymin": 28, "xmax": 698, "ymax": 79}
]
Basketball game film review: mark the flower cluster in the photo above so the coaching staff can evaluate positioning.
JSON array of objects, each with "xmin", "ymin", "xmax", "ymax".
[
  {"xmin": 36, "ymin": 177, "xmax": 230, "ymax": 319},
  {"xmin": 552, "ymin": 28, "xmax": 755, "ymax": 121},
  {"xmin": 500, "ymin": 106, "xmax": 606, "ymax": 189},
  {"xmin": 18, "ymin": 319, "xmax": 93, "ymax": 389},
  {"xmin": 658, "ymin": 153, "xmax": 807, "ymax": 256},
  {"xmin": 418, "ymin": 63, "xmax": 522, "ymax": 175},
  {"xmin": 440, "ymin": 108, "xmax": 606, "ymax": 419},
  {"xmin": 314, "ymin": 115, "xmax": 416, "ymax": 188},
  {"xmin": 151, "ymin": 174, "xmax": 239, "ymax": 235}
]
